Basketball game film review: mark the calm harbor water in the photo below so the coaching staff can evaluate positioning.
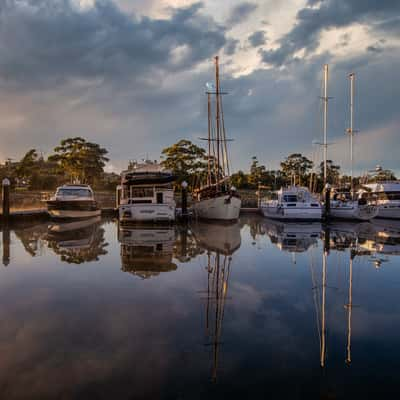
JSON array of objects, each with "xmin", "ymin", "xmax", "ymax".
[{"xmin": 1, "ymin": 215, "xmax": 400, "ymax": 399}]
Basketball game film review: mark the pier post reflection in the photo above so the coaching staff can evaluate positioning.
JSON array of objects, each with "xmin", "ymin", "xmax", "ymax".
[{"xmin": 2, "ymin": 224, "xmax": 10, "ymax": 266}]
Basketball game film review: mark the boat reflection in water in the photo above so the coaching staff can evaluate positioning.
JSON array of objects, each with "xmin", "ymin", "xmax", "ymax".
[
  {"xmin": 118, "ymin": 225, "xmax": 177, "ymax": 279},
  {"xmin": 191, "ymin": 221, "xmax": 241, "ymax": 382},
  {"xmin": 46, "ymin": 216, "xmax": 108, "ymax": 263},
  {"xmin": 263, "ymin": 219, "xmax": 321, "ymax": 262}
]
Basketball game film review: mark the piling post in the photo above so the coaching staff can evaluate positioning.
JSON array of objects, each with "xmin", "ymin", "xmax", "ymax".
[
  {"xmin": 181, "ymin": 181, "xmax": 188, "ymax": 221},
  {"xmin": 2, "ymin": 178, "xmax": 10, "ymax": 223},
  {"xmin": 324, "ymin": 183, "xmax": 331, "ymax": 221}
]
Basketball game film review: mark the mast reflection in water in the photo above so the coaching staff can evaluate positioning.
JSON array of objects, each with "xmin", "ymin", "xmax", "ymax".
[
  {"xmin": 192, "ymin": 221, "xmax": 241, "ymax": 382},
  {"xmin": 0, "ymin": 216, "xmax": 400, "ymax": 398}
]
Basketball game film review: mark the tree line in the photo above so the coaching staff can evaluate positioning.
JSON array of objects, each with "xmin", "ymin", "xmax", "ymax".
[
  {"xmin": 0, "ymin": 137, "xmax": 118, "ymax": 190},
  {"xmin": 161, "ymin": 140, "xmax": 397, "ymax": 191},
  {"xmin": 0, "ymin": 137, "xmax": 396, "ymax": 191}
]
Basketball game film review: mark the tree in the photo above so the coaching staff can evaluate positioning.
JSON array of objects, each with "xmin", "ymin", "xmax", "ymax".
[
  {"xmin": 15, "ymin": 149, "xmax": 39, "ymax": 183},
  {"xmin": 280, "ymin": 153, "xmax": 313, "ymax": 185},
  {"xmin": 161, "ymin": 140, "xmax": 207, "ymax": 187},
  {"xmin": 248, "ymin": 156, "xmax": 267, "ymax": 188},
  {"xmin": 49, "ymin": 137, "xmax": 109, "ymax": 184},
  {"xmin": 230, "ymin": 170, "xmax": 249, "ymax": 189},
  {"xmin": 319, "ymin": 160, "xmax": 341, "ymax": 185}
]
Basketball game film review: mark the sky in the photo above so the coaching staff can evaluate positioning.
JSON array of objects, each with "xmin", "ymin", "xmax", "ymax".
[{"xmin": 0, "ymin": 0, "xmax": 399, "ymax": 175}]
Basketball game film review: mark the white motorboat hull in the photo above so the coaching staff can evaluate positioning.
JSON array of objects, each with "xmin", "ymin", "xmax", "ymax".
[
  {"xmin": 261, "ymin": 205, "xmax": 322, "ymax": 221},
  {"xmin": 119, "ymin": 203, "xmax": 175, "ymax": 222},
  {"xmin": 48, "ymin": 209, "xmax": 101, "ymax": 219},
  {"xmin": 192, "ymin": 195, "xmax": 241, "ymax": 221},
  {"xmin": 329, "ymin": 202, "xmax": 378, "ymax": 221}
]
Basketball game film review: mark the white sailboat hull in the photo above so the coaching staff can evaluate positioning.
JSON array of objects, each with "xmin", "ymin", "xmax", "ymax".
[
  {"xmin": 261, "ymin": 204, "xmax": 322, "ymax": 221},
  {"xmin": 193, "ymin": 195, "xmax": 241, "ymax": 221},
  {"xmin": 375, "ymin": 202, "xmax": 400, "ymax": 219},
  {"xmin": 329, "ymin": 202, "xmax": 378, "ymax": 221},
  {"xmin": 119, "ymin": 203, "xmax": 175, "ymax": 222}
]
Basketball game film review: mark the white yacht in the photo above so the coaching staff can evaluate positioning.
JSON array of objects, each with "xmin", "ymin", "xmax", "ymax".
[
  {"xmin": 46, "ymin": 184, "xmax": 101, "ymax": 219},
  {"xmin": 117, "ymin": 160, "xmax": 176, "ymax": 223},
  {"xmin": 361, "ymin": 181, "xmax": 400, "ymax": 219},
  {"xmin": 261, "ymin": 186, "xmax": 322, "ymax": 221},
  {"xmin": 329, "ymin": 189, "xmax": 378, "ymax": 221},
  {"xmin": 192, "ymin": 56, "xmax": 241, "ymax": 221}
]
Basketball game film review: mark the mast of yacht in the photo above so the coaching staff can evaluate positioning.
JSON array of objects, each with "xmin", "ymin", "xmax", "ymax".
[
  {"xmin": 322, "ymin": 64, "xmax": 329, "ymax": 187},
  {"xmin": 347, "ymin": 73, "xmax": 356, "ymax": 196},
  {"xmin": 207, "ymin": 92, "xmax": 212, "ymax": 187},
  {"xmin": 215, "ymin": 56, "xmax": 221, "ymax": 192}
]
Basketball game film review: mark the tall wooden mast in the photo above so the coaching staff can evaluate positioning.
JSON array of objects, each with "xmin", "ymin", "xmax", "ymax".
[{"xmin": 207, "ymin": 93, "xmax": 212, "ymax": 186}]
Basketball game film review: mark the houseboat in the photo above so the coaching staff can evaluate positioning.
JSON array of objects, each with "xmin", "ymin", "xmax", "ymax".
[
  {"xmin": 261, "ymin": 186, "xmax": 322, "ymax": 221},
  {"xmin": 46, "ymin": 184, "xmax": 100, "ymax": 219},
  {"xmin": 117, "ymin": 160, "xmax": 176, "ymax": 223}
]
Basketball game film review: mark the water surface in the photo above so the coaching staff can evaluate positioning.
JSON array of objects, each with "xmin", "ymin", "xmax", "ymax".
[{"xmin": 1, "ymin": 216, "xmax": 400, "ymax": 399}]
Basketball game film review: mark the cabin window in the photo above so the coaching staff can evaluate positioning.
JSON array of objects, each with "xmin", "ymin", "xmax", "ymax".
[
  {"xmin": 283, "ymin": 195, "xmax": 298, "ymax": 202},
  {"xmin": 156, "ymin": 192, "xmax": 163, "ymax": 204},
  {"xmin": 130, "ymin": 187, "xmax": 154, "ymax": 198},
  {"xmin": 57, "ymin": 188, "xmax": 92, "ymax": 197}
]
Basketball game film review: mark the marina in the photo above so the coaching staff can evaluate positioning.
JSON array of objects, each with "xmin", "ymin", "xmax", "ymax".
[
  {"xmin": 0, "ymin": 0, "xmax": 398, "ymax": 397},
  {"xmin": 1, "ymin": 215, "xmax": 400, "ymax": 397}
]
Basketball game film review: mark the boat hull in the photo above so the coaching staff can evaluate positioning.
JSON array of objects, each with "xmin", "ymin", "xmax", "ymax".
[
  {"xmin": 329, "ymin": 203, "xmax": 378, "ymax": 221},
  {"xmin": 261, "ymin": 205, "xmax": 322, "ymax": 221},
  {"xmin": 119, "ymin": 203, "xmax": 175, "ymax": 223},
  {"xmin": 375, "ymin": 204, "xmax": 400, "ymax": 219},
  {"xmin": 192, "ymin": 195, "xmax": 241, "ymax": 221},
  {"xmin": 48, "ymin": 209, "xmax": 101, "ymax": 219}
]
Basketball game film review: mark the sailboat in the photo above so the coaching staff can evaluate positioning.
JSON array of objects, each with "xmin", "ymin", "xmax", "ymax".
[
  {"xmin": 316, "ymin": 67, "xmax": 377, "ymax": 220},
  {"xmin": 192, "ymin": 56, "xmax": 241, "ymax": 221}
]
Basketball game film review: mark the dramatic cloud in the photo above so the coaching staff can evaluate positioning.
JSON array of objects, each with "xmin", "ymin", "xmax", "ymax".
[
  {"xmin": 0, "ymin": 0, "xmax": 226, "ymax": 89},
  {"xmin": 0, "ymin": 0, "xmax": 398, "ymax": 174},
  {"xmin": 227, "ymin": 2, "xmax": 258, "ymax": 26},
  {"xmin": 261, "ymin": 0, "xmax": 400, "ymax": 66},
  {"xmin": 248, "ymin": 30, "xmax": 266, "ymax": 47},
  {"xmin": 225, "ymin": 38, "xmax": 240, "ymax": 55}
]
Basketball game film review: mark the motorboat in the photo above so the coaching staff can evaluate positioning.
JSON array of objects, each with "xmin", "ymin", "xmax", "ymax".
[
  {"xmin": 261, "ymin": 186, "xmax": 322, "ymax": 221},
  {"xmin": 361, "ymin": 182, "xmax": 400, "ymax": 219},
  {"xmin": 117, "ymin": 160, "xmax": 176, "ymax": 223},
  {"xmin": 192, "ymin": 56, "xmax": 241, "ymax": 221},
  {"xmin": 46, "ymin": 184, "xmax": 101, "ymax": 219}
]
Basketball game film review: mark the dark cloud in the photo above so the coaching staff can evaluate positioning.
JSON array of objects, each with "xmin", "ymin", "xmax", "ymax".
[
  {"xmin": 224, "ymin": 38, "xmax": 240, "ymax": 55},
  {"xmin": 0, "ymin": 0, "xmax": 226, "ymax": 89},
  {"xmin": 366, "ymin": 44, "xmax": 384, "ymax": 53},
  {"xmin": 248, "ymin": 30, "xmax": 266, "ymax": 47},
  {"xmin": 227, "ymin": 2, "xmax": 258, "ymax": 26},
  {"xmin": 261, "ymin": 0, "xmax": 400, "ymax": 66}
]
